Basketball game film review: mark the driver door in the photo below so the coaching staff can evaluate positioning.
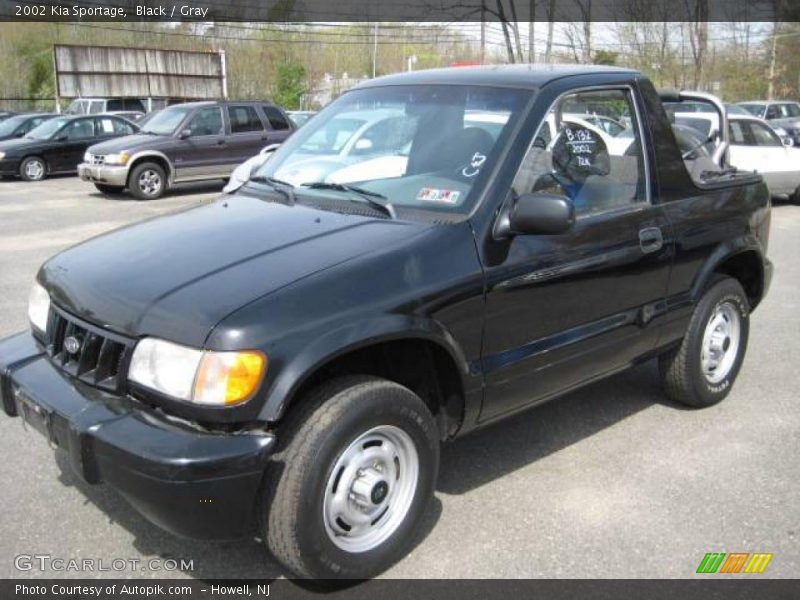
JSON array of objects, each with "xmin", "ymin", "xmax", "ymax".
[{"xmin": 479, "ymin": 87, "xmax": 672, "ymax": 421}]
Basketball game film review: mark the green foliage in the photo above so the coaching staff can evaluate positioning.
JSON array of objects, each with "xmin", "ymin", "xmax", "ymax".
[
  {"xmin": 593, "ymin": 50, "xmax": 619, "ymax": 66},
  {"xmin": 273, "ymin": 60, "xmax": 307, "ymax": 110}
]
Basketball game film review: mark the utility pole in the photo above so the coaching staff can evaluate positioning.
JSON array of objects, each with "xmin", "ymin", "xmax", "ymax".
[
  {"xmin": 480, "ymin": 0, "xmax": 486, "ymax": 64},
  {"xmin": 372, "ymin": 22, "xmax": 378, "ymax": 78},
  {"xmin": 767, "ymin": 23, "xmax": 778, "ymax": 100},
  {"xmin": 528, "ymin": 0, "xmax": 535, "ymax": 63}
]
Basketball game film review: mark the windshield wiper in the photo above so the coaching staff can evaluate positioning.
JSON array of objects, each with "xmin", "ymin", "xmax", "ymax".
[
  {"xmin": 302, "ymin": 182, "xmax": 396, "ymax": 219},
  {"xmin": 249, "ymin": 175, "xmax": 296, "ymax": 205}
]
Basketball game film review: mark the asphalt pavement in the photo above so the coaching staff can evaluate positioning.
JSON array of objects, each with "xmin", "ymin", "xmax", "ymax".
[{"xmin": 0, "ymin": 177, "xmax": 797, "ymax": 579}]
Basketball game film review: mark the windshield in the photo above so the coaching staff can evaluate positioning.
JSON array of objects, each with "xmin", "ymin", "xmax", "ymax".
[
  {"xmin": 140, "ymin": 106, "xmax": 192, "ymax": 135},
  {"xmin": 26, "ymin": 117, "xmax": 68, "ymax": 140},
  {"xmin": 0, "ymin": 115, "xmax": 28, "ymax": 136},
  {"xmin": 739, "ymin": 104, "xmax": 766, "ymax": 118},
  {"xmin": 256, "ymin": 84, "xmax": 530, "ymax": 216}
]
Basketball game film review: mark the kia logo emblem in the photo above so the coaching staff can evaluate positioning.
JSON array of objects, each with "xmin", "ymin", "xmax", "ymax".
[{"xmin": 64, "ymin": 336, "xmax": 82, "ymax": 355}]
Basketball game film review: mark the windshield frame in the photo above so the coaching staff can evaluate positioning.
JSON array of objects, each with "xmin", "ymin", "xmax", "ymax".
[{"xmin": 252, "ymin": 83, "xmax": 535, "ymax": 222}]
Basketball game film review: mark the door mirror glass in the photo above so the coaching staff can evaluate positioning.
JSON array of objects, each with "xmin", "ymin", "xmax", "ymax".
[
  {"xmin": 354, "ymin": 138, "xmax": 373, "ymax": 151},
  {"xmin": 510, "ymin": 192, "xmax": 575, "ymax": 235},
  {"xmin": 55, "ymin": 134, "xmax": 68, "ymax": 142},
  {"xmin": 178, "ymin": 129, "xmax": 192, "ymax": 139}
]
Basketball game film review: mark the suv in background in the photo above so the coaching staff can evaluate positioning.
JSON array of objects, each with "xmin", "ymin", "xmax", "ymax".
[
  {"xmin": 738, "ymin": 100, "xmax": 800, "ymax": 145},
  {"xmin": 64, "ymin": 98, "xmax": 148, "ymax": 116},
  {"xmin": 79, "ymin": 100, "xmax": 294, "ymax": 199}
]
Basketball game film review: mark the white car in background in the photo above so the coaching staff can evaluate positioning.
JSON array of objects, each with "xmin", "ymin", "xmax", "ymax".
[{"xmin": 675, "ymin": 112, "xmax": 800, "ymax": 200}]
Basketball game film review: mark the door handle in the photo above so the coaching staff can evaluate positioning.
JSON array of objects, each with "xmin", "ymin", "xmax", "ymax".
[
  {"xmin": 217, "ymin": 139, "xmax": 226, "ymax": 145},
  {"xmin": 639, "ymin": 227, "xmax": 663, "ymax": 254}
]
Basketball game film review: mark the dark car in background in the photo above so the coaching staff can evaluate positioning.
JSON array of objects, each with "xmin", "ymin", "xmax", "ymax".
[
  {"xmin": 738, "ymin": 100, "xmax": 800, "ymax": 145},
  {"xmin": 0, "ymin": 113, "xmax": 57, "ymax": 142},
  {"xmin": 79, "ymin": 100, "xmax": 294, "ymax": 199},
  {"xmin": 0, "ymin": 115, "xmax": 138, "ymax": 181},
  {"xmin": 0, "ymin": 111, "xmax": 16, "ymax": 122}
]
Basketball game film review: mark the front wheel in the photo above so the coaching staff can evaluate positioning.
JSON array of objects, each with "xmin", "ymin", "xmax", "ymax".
[
  {"xmin": 263, "ymin": 376, "xmax": 440, "ymax": 579},
  {"xmin": 128, "ymin": 162, "xmax": 166, "ymax": 200},
  {"xmin": 659, "ymin": 277, "xmax": 750, "ymax": 408},
  {"xmin": 19, "ymin": 156, "xmax": 47, "ymax": 181}
]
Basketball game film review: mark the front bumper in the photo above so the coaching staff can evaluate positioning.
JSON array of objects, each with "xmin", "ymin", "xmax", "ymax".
[
  {"xmin": 0, "ymin": 331, "xmax": 276, "ymax": 540},
  {"xmin": 0, "ymin": 158, "xmax": 20, "ymax": 176},
  {"xmin": 78, "ymin": 162, "xmax": 129, "ymax": 186}
]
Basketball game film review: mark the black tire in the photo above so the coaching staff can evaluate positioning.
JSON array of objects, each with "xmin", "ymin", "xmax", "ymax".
[
  {"xmin": 19, "ymin": 156, "xmax": 47, "ymax": 181},
  {"xmin": 263, "ymin": 376, "xmax": 439, "ymax": 579},
  {"xmin": 659, "ymin": 277, "xmax": 750, "ymax": 408},
  {"xmin": 128, "ymin": 161, "xmax": 166, "ymax": 200},
  {"xmin": 94, "ymin": 183, "xmax": 124, "ymax": 195}
]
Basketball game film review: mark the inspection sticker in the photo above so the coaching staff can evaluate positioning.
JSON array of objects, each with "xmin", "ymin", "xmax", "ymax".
[{"xmin": 417, "ymin": 187, "xmax": 461, "ymax": 204}]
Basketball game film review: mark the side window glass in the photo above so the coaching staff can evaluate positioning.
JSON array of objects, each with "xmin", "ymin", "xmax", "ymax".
[
  {"xmin": 188, "ymin": 107, "xmax": 224, "ymax": 136},
  {"xmin": 765, "ymin": 105, "xmax": 779, "ymax": 120},
  {"xmin": 97, "ymin": 118, "xmax": 116, "ymax": 135},
  {"xmin": 228, "ymin": 105, "xmax": 264, "ymax": 133},
  {"xmin": 262, "ymin": 105, "xmax": 290, "ymax": 131},
  {"xmin": 729, "ymin": 121, "xmax": 747, "ymax": 145},
  {"xmin": 65, "ymin": 119, "xmax": 95, "ymax": 140},
  {"xmin": 749, "ymin": 122, "xmax": 781, "ymax": 147},
  {"xmin": 89, "ymin": 101, "xmax": 104, "ymax": 114},
  {"xmin": 512, "ymin": 88, "xmax": 646, "ymax": 217}
]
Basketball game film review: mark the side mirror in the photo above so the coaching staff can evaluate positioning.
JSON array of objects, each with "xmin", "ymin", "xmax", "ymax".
[
  {"xmin": 178, "ymin": 129, "xmax": 192, "ymax": 140},
  {"xmin": 783, "ymin": 137, "xmax": 793, "ymax": 147},
  {"xmin": 14, "ymin": 131, "xmax": 25, "ymax": 138},
  {"xmin": 508, "ymin": 192, "xmax": 575, "ymax": 236},
  {"xmin": 354, "ymin": 138, "xmax": 373, "ymax": 151},
  {"xmin": 259, "ymin": 143, "xmax": 281, "ymax": 156},
  {"xmin": 56, "ymin": 135, "xmax": 68, "ymax": 142}
]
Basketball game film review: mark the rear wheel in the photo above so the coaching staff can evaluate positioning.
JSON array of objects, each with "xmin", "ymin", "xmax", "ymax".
[
  {"xmin": 263, "ymin": 376, "xmax": 439, "ymax": 579},
  {"xmin": 659, "ymin": 277, "xmax": 750, "ymax": 408},
  {"xmin": 128, "ymin": 162, "xmax": 166, "ymax": 200},
  {"xmin": 19, "ymin": 156, "xmax": 46, "ymax": 181},
  {"xmin": 94, "ymin": 183, "xmax": 124, "ymax": 195}
]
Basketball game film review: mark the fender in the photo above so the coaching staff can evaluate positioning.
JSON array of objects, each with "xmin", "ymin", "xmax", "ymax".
[
  {"xmin": 258, "ymin": 313, "xmax": 473, "ymax": 423},
  {"xmin": 689, "ymin": 234, "xmax": 765, "ymax": 304},
  {"xmin": 127, "ymin": 150, "xmax": 174, "ymax": 185}
]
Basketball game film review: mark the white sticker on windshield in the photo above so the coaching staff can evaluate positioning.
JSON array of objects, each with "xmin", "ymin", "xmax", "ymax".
[{"xmin": 417, "ymin": 188, "xmax": 461, "ymax": 204}]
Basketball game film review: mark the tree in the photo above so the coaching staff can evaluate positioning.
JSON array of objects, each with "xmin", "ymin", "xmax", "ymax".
[
  {"xmin": 593, "ymin": 50, "xmax": 618, "ymax": 65},
  {"xmin": 273, "ymin": 60, "xmax": 307, "ymax": 110}
]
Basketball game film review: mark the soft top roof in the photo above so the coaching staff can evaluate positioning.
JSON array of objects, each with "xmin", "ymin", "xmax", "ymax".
[{"xmin": 355, "ymin": 64, "xmax": 639, "ymax": 91}]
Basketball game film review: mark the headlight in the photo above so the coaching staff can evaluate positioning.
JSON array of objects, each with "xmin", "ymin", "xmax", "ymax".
[
  {"xmin": 28, "ymin": 281, "xmax": 50, "ymax": 333},
  {"xmin": 128, "ymin": 338, "xmax": 266, "ymax": 406},
  {"xmin": 0, "ymin": 151, "xmax": 6, "ymax": 161},
  {"xmin": 83, "ymin": 151, "xmax": 91, "ymax": 162},
  {"xmin": 104, "ymin": 151, "xmax": 130, "ymax": 166}
]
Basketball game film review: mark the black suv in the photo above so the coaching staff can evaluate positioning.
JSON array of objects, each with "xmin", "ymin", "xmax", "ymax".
[
  {"xmin": 79, "ymin": 100, "xmax": 294, "ymax": 199},
  {"xmin": 0, "ymin": 66, "xmax": 772, "ymax": 579}
]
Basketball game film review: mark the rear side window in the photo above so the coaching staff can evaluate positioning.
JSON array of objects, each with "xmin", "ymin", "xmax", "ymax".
[
  {"xmin": 729, "ymin": 121, "xmax": 747, "ymax": 145},
  {"xmin": 97, "ymin": 117, "xmax": 135, "ymax": 135},
  {"xmin": 746, "ymin": 121, "xmax": 782, "ymax": 147},
  {"xmin": 512, "ymin": 88, "xmax": 647, "ymax": 217},
  {"xmin": 228, "ymin": 105, "xmax": 264, "ymax": 133},
  {"xmin": 262, "ymin": 105, "xmax": 290, "ymax": 130}
]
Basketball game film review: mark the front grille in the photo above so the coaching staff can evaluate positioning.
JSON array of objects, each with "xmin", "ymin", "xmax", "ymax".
[
  {"xmin": 45, "ymin": 308, "xmax": 133, "ymax": 394},
  {"xmin": 90, "ymin": 155, "xmax": 106, "ymax": 165}
]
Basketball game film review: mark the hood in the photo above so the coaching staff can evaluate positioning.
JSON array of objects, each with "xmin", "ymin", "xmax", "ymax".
[
  {"xmin": 39, "ymin": 194, "xmax": 427, "ymax": 348},
  {"xmin": 0, "ymin": 137, "xmax": 47, "ymax": 155},
  {"xmin": 88, "ymin": 133, "xmax": 169, "ymax": 154}
]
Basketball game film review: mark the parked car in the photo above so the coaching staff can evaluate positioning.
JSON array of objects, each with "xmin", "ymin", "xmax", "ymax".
[
  {"xmin": 79, "ymin": 100, "xmax": 294, "ymax": 199},
  {"xmin": 64, "ymin": 97, "xmax": 148, "ymax": 116},
  {"xmin": 287, "ymin": 110, "xmax": 317, "ymax": 128},
  {"xmin": 101, "ymin": 110, "xmax": 146, "ymax": 123},
  {"xmin": 737, "ymin": 100, "xmax": 800, "ymax": 145},
  {"xmin": 0, "ymin": 113, "xmax": 56, "ymax": 142},
  {"xmin": 0, "ymin": 114, "xmax": 138, "ymax": 181},
  {"xmin": 0, "ymin": 66, "xmax": 772, "ymax": 580},
  {"xmin": 675, "ymin": 111, "xmax": 800, "ymax": 200}
]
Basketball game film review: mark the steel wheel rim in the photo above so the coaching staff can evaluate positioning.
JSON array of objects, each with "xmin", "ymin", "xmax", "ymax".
[
  {"xmin": 700, "ymin": 301, "xmax": 741, "ymax": 384},
  {"xmin": 25, "ymin": 160, "xmax": 44, "ymax": 180},
  {"xmin": 323, "ymin": 425, "xmax": 419, "ymax": 553},
  {"xmin": 138, "ymin": 169, "xmax": 161, "ymax": 195}
]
